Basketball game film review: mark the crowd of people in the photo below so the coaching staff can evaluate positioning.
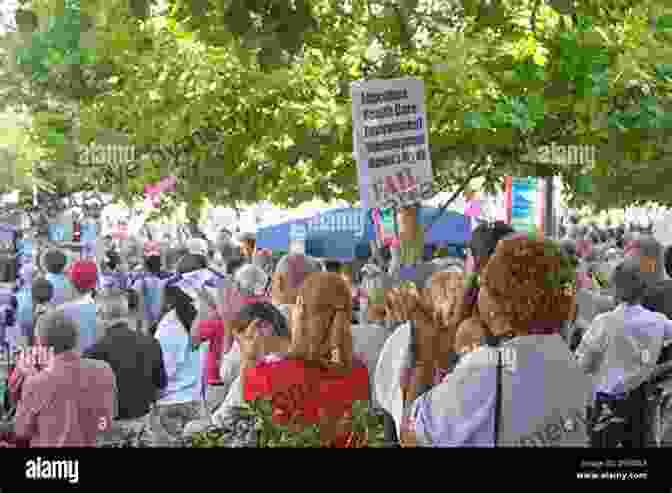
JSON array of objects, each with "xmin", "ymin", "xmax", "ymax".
[{"xmin": 1, "ymin": 217, "xmax": 672, "ymax": 447}]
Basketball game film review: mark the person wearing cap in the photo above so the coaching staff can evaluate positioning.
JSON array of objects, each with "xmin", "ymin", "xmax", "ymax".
[
  {"xmin": 60, "ymin": 260, "xmax": 98, "ymax": 353},
  {"xmin": 42, "ymin": 249, "xmax": 76, "ymax": 307},
  {"xmin": 576, "ymin": 261, "xmax": 672, "ymax": 447}
]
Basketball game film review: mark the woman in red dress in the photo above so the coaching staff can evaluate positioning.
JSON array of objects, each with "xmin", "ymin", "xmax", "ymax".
[{"xmin": 239, "ymin": 272, "xmax": 369, "ymax": 447}]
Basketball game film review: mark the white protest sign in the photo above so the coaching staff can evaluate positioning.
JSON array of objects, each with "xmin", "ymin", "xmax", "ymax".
[
  {"xmin": 654, "ymin": 210, "xmax": 672, "ymax": 247},
  {"xmin": 351, "ymin": 78, "xmax": 433, "ymax": 210}
]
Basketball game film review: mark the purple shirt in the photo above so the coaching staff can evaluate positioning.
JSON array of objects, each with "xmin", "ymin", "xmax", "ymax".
[{"xmin": 14, "ymin": 351, "xmax": 117, "ymax": 447}]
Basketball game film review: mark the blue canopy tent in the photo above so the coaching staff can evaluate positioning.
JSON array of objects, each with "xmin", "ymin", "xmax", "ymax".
[{"xmin": 257, "ymin": 207, "xmax": 471, "ymax": 261}]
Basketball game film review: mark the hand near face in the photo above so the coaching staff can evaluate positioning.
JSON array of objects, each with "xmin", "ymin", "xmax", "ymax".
[{"xmin": 237, "ymin": 319, "xmax": 264, "ymax": 364}]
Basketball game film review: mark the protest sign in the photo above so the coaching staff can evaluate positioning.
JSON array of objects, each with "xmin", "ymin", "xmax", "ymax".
[{"xmin": 351, "ymin": 78, "xmax": 433, "ymax": 210}]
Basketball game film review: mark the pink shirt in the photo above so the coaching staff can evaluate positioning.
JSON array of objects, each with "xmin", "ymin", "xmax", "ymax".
[
  {"xmin": 198, "ymin": 319, "xmax": 227, "ymax": 385},
  {"xmin": 14, "ymin": 351, "xmax": 117, "ymax": 447}
]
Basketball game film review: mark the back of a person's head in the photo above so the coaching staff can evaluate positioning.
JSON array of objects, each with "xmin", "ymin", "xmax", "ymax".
[
  {"xmin": 469, "ymin": 221, "xmax": 515, "ymax": 262},
  {"xmin": 479, "ymin": 236, "xmax": 576, "ymax": 334},
  {"xmin": 96, "ymin": 288, "xmax": 130, "ymax": 322},
  {"xmin": 35, "ymin": 308, "xmax": 79, "ymax": 354},
  {"xmin": 235, "ymin": 263, "xmax": 268, "ymax": 296},
  {"xmin": 144, "ymin": 255, "xmax": 161, "ymax": 274},
  {"xmin": 274, "ymin": 254, "xmax": 321, "ymax": 290},
  {"xmin": 427, "ymin": 270, "xmax": 467, "ymax": 346},
  {"xmin": 176, "ymin": 252, "xmax": 207, "ymax": 274},
  {"xmin": 293, "ymin": 272, "xmax": 353, "ymax": 367},
  {"xmin": 610, "ymin": 261, "xmax": 647, "ymax": 304},
  {"xmin": 32, "ymin": 278, "xmax": 53, "ymax": 305},
  {"xmin": 161, "ymin": 285, "xmax": 196, "ymax": 332},
  {"xmin": 44, "ymin": 249, "xmax": 67, "ymax": 274}
]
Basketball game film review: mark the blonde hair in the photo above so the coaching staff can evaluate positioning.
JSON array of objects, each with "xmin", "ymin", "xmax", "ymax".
[{"xmin": 288, "ymin": 272, "xmax": 353, "ymax": 371}]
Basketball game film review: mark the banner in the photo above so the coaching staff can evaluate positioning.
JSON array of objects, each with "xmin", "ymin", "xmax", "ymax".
[
  {"xmin": 372, "ymin": 208, "xmax": 396, "ymax": 246},
  {"xmin": 509, "ymin": 177, "xmax": 538, "ymax": 233},
  {"xmin": 80, "ymin": 221, "xmax": 97, "ymax": 243},
  {"xmin": 351, "ymin": 77, "xmax": 433, "ymax": 210}
]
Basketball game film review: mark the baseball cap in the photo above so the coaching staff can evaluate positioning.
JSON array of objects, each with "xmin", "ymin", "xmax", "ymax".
[{"xmin": 67, "ymin": 260, "xmax": 98, "ymax": 290}]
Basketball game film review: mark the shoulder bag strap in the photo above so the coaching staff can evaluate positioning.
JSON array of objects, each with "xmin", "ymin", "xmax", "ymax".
[{"xmin": 493, "ymin": 348, "xmax": 502, "ymax": 447}]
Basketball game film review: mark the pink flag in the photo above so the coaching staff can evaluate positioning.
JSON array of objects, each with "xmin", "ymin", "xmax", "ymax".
[{"xmin": 464, "ymin": 200, "xmax": 481, "ymax": 218}]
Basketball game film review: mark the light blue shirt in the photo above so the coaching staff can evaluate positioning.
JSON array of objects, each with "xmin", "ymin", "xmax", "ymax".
[
  {"xmin": 45, "ymin": 272, "xmax": 75, "ymax": 307},
  {"xmin": 409, "ymin": 335, "xmax": 591, "ymax": 447},
  {"xmin": 155, "ymin": 310, "xmax": 207, "ymax": 405},
  {"xmin": 15, "ymin": 287, "xmax": 32, "ymax": 338},
  {"xmin": 61, "ymin": 296, "xmax": 98, "ymax": 353}
]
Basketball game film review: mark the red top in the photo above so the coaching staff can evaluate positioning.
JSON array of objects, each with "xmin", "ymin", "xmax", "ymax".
[
  {"xmin": 244, "ymin": 356, "xmax": 370, "ymax": 447},
  {"xmin": 198, "ymin": 319, "xmax": 227, "ymax": 385}
]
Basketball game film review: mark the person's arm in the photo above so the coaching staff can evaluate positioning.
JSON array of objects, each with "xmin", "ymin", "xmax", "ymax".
[
  {"xmin": 575, "ymin": 315, "xmax": 608, "ymax": 375},
  {"xmin": 13, "ymin": 377, "xmax": 46, "ymax": 441}
]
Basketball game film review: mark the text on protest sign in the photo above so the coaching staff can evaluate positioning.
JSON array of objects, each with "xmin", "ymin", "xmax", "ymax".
[{"xmin": 351, "ymin": 78, "xmax": 434, "ymax": 210}]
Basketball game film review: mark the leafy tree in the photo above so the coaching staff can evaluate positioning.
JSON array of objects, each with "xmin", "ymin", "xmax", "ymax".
[{"xmin": 1, "ymin": 0, "xmax": 672, "ymax": 220}]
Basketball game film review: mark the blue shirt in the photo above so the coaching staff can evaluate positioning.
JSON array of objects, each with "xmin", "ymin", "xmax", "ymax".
[
  {"xmin": 61, "ymin": 296, "xmax": 98, "ymax": 353},
  {"xmin": 155, "ymin": 310, "xmax": 207, "ymax": 405},
  {"xmin": 45, "ymin": 273, "xmax": 75, "ymax": 307},
  {"xmin": 15, "ymin": 287, "xmax": 32, "ymax": 338}
]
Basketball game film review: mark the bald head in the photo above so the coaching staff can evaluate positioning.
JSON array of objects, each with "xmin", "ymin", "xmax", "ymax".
[{"xmin": 34, "ymin": 308, "xmax": 78, "ymax": 354}]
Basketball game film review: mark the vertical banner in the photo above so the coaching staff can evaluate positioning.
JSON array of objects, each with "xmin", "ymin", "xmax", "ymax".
[
  {"xmin": 350, "ymin": 78, "xmax": 434, "ymax": 210},
  {"xmin": 509, "ymin": 177, "xmax": 539, "ymax": 233},
  {"xmin": 372, "ymin": 208, "xmax": 396, "ymax": 246},
  {"xmin": 289, "ymin": 222, "xmax": 307, "ymax": 254},
  {"xmin": 504, "ymin": 176, "xmax": 513, "ymax": 224}
]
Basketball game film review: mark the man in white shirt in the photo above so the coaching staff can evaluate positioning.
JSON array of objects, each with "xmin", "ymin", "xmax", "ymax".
[{"xmin": 576, "ymin": 261, "xmax": 672, "ymax": 447}]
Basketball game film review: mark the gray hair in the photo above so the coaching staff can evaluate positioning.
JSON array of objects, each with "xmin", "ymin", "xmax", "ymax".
[
  {"xmin": 96, "ymin": 288, "xmax": 130, "ymax": 321},
  {"xmin": 235, "ymin": 264, "xmax": 268, "ymax": 296},
  {"xmin": 34, "ymin": 308, "xmax": 78, "ymax": 354}
]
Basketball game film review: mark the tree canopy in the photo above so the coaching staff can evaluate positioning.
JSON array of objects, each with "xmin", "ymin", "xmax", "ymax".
[{"xmin": 1, "ymin": 0, "xmax": 672, "ymax": 216}]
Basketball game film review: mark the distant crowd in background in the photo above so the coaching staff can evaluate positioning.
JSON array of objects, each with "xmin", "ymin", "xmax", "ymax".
[{"xmin": 2, "ymin": 216, "xmax": 672, "ymax": 448}]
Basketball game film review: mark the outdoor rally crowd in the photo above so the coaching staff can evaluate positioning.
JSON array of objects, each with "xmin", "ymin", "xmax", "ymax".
[{"xmin": 1, "ymin": 219, "xmax": 672, "ymax": 447}]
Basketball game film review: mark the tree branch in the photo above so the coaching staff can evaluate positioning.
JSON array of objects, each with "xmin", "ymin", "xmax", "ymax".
[{"xmin": 424, "ymin": 158, "xmax": 484, "ymax": 234}]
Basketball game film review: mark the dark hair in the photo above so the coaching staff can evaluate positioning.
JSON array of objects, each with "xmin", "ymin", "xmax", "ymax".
[
  {"xmin": 237, "ymin": 302, "xmax": 289, "ymax": 338},
  {"xmin": 610, "ymin": 262, "xmax": 647, "ymax": 304},
  {"xmin": 106, "ymin": 249, "xmax": 121, "ymax": 271},
  {"xmin": 176, "ymin": 253, "xmax": 207, "ymax": 274},
  {"xmin": 144, "ymin": 255, "xmax": 162, "ymax": 274},
  {"xmin": 664, "ymin": 246, "xmax": 672, "ymax": 279},
  {"xmin": 227, "ymin": 257, "xmax": 246, "ymax": 275},
  {"xmin": 44, "ymin": 250, "xmax": 67, "ymax": 274},
  {"xmin": 32, "ymin": 278, "xmax": 53, "ymax": 304},
  {"xmin": 469, "ymin": 221, "xmax": 515, "ymax": 261},
  {"xmin": 161, "ymin": 286, "xmax": 196, "ymax": 334},
  {"xmin": 324, "ymin": 260, "xmax": 342, "ymax": 273}
]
